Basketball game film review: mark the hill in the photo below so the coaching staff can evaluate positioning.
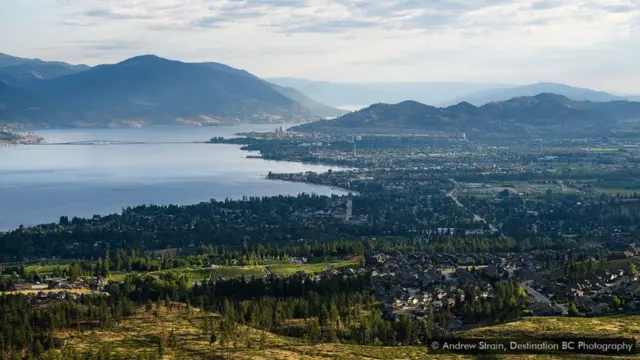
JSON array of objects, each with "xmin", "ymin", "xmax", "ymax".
[
  {"xmin": 53, "ymin": 305, "xmax": 442, "ymax": 360},
  {"xmin": 268, "ymin": 77, "xmax": 506, "ymax": 108},
  {"xmin": 461, "ymin": 314, "xmax": 640, "ymax": 340},
  {"xmin": 289, "ymin": 94, "xmax": 640, "ymax": 138},
  {"xmin": 0, "ymin": 55, "xmax": 335, "ymax": 127},
  {"xmin": 448, "ymin": 82, "xmax": 631, "ymax": 106},
  {"xmin": 50, "ymin": 305, "xmax": 640, "ymax": 359}
]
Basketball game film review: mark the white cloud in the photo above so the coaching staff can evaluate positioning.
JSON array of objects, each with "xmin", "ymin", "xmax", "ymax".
[{"xmin": 0, "ymin": 0, "xmax": 638, "ymax": 93}]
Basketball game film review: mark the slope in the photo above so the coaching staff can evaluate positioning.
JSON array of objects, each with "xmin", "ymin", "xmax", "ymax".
[
  {"xmin": 52, "ymin": 305, "xmax": 638, "ymax": 359},
  {"xmin": 0, "ymin": 81, "xmax": 43, "ymax": 121},
  {"xmin": 1, "ymin": 55, "xmax": 321, "ymax": 127},
  {"xmin": 461, "ymin": 314, "xmax": 640, "ymax": 340},
  {"xmin": 269, "ymin": 83, "xmax": 347, "ymax": 118},
  {"xmin": 450, "ymin": 82, "xmax": 628, "ymax": 105},
  {"xmin": 54, "ymin": 305, "xmax": 443, "ymax": 360},
  {"xmin": 199, "ymin": 64, "xmax": 346, "ymax": 118}
]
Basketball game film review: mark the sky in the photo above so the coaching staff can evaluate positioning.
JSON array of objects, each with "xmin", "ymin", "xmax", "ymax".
[{"xmin": 1, "ymin": 0, "xmax": 639, "ymax": 94}]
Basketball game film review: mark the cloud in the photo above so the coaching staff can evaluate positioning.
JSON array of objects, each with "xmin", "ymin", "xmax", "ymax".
[
  {"xmin": 83, "ymin": 9, "xmax": 151, "ymax": 20},
  {"xmin": 1, "ymin": 0, "xmax": 636, "ymax": 93},
  {"xmin": 274, "ymin": 19, "xmax": 380, "ymax": 33},
  {"xmin": 193, "ymin": 10, "xmax": 265, "ymax": 28},
  {"xmin": 529, "ymin": 0, "xmax": 561, "ymax": 10},
  {"xmin": 600, "ymin": 4, "xmax": 636, "ymax": 13},
  {"xmin": 53, "ymin": 0, "xmax": 639, "ymax": 35}
]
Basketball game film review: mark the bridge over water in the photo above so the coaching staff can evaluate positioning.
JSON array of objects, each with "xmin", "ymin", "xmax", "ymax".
[{"xmin": 43, "ymin": 140, "xmax": 206, "ymax": 145}]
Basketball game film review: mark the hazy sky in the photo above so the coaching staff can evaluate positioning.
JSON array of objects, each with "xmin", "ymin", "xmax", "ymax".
[{"xmin": 1, "ymin": 0, "xmax": 639, "ymax": 93}]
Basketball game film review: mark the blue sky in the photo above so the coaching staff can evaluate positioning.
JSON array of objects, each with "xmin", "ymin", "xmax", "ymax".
[{"xmin": 1, "ymin": 0, "xmax": 639, "ymax": 93}]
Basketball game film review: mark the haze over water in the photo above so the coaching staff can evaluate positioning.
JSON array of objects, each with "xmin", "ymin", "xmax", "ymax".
[{"xmin": 0, "ymin": 125, "xmax": 348, "ymax": 230}]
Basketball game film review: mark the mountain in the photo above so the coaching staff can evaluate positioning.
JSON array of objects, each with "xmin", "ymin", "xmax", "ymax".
[
  {"xmin": 0, "ymin": 53, "xmax": 90, "ymax": 87},
  {"xmin": 289, "ymin": 93, "xmax": 640, "ymax": 139},
  {"xmin": 0, "ymin": 81, "xmax": 42, "ymax": 118},
  {"xmin": 0, "ymin": 62, "xmax": 92, "ymax": 87},
  {"xmin": 0, "ymin": 55, "xmax": 338, "ymax": 127},
  {"xmin": 268, "ymin": 84, "xmax": 347, "ymax": 118},
  {"xmin": 198, "ymin": 63, "xmax": 346, "ymax": 118},
  {"xmin": 0, "ymin": 52, "xmax": 89, "ymax": 70},
  {"xmin": 267, "ymin": 78, "xmax": 507, "ymax": 108},
  {"xmin": 448, "ymin": 82, "xmax": 630, "ymax": 106}
]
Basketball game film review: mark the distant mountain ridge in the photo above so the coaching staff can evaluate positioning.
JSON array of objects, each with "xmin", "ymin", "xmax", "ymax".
[
  {"xmin": 267, "ymin": 78, "xmax": 507, "ymax": 108},
  {"xmin": 269, "ymin": 78, "xmax": 640, "ymax": 108},
  {"xmin": 0, "ymin": 53, "xmax": 90, "ymax": 87},
  {"xmin": 0, "ymin": 53, "xmax": 90, "ymax": 70},
  {"xmin": 290, "ymin": 93, "xmax": 640, "ymax": 139},
  {"xmin": 448, "ymin": 82, "xmax": 634, "ymax": 106},
  {"xmin": 0, "ymin": 54, "xmax": 343, "ymax": 127}
]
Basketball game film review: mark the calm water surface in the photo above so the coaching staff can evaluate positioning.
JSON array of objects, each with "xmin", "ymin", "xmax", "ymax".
[{"xmin": 0, "ymin": 125, "xmax": 348, "ymax": 230}]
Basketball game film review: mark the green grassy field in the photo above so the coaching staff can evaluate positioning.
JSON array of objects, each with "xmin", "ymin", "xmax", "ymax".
[
  {"xmin": 107, "ymin": 259, "xmax": 358, "ymax": 283},
  {"xmin": 268, "ymin": 259, "xmax": 359, "ymax": 276},
  {"xmin": 585, "ymin": 147, "xmax": 621, "ymax": 153},
  {"xmin": 25, "ymin": 263, "xmax": 70, "ymax": 274}
]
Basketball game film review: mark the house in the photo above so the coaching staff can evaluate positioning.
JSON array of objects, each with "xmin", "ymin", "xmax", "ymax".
[
  {"xmin": 31, "ymin": 284, "xmax": 49, "ymax": 291},
  {"xmin": 11, "ymin": 283, "xmax": 30, "ymax": 291},
  {"xmin": 590, "ymin": 303, "xmax": 610, "ymax": 315},
  {"xmin": 528, "ymin": 302, "xmax": 556, "ymax": 316},
  {"xmin": 367, "ymin": 253, "xmax": 389, "ymax": 265},
  {"xmin": 516, "ymin": 268, "xmax": 538, "ymax": 282},
  {"xmin": 89, "ymin": 277, "xmax": 108, "ymax": 290},
  {"xmin": 47, "ymin": 278, "xmax": 69, "ymax": 289},
  {"xmin": 485, "ymin": 265, "xmax": 499, "ymax": 278},
  {"xmin": 290, "ymin": 257, "xmax": 308, "ymax": 264},
  {"xmin": 626, "ymin": 282, "xmax": 640, "ymax": 295}
]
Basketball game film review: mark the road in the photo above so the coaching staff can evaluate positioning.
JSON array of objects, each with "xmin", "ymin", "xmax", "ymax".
[
  {"xmin": 520, "ymin": 281, "xmax": 551, "ymax": 304},
  {"xmin": 556, "ymin": 180, "xmax": 580, "ymax": 194},
  {"xmin": 447, "ymin": 179, "xmax": 502, "ymax": 236}
]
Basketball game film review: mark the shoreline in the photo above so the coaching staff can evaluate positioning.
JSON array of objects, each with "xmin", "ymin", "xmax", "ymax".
[{"xmin": 0, "ymin": 139, "xmax": 351, "ymax": 231}]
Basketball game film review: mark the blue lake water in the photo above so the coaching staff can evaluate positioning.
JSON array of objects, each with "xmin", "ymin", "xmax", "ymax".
[{"xmin": 0, "ymin": 125, "xmax": 348, "ymax": 230}]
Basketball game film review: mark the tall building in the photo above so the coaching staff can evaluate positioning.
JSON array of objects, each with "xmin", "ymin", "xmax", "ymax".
[{"xmin": 346, "ymin": 196, "xmax": 353, "ymax": 221}]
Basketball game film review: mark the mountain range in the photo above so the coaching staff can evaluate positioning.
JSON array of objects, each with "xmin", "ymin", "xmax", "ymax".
[
  {"xmin": 267, "ymin": 78, "xmax": 507, "ymax": 108},
  {"xmin": 2, "ymin": 52, "xmax": 639, "ymax": 130},
  {"xmin": 0, "ymin": 54, "xmax": 344, "ymax": 127},
  {"xmin": 269, "ymin": 78, "xmax": 640, "ymax": 108},
  {"xmin": 290, "ymin": 94, "xmax": 640, "ymax": 139},
  {"xmin": 446, "ymin": 82, "xmax": 633, "ymax": 106}
]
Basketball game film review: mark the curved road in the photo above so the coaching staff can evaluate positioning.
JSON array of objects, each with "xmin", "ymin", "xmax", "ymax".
[{"xmin": 447, "ymin": 179, "xmax": 502, "ymax": 236}]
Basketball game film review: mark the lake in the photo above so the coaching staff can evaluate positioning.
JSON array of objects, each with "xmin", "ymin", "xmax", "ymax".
[{"xmin": 0, "ymin": 125, "xmax": 348, "ymax": 230}]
